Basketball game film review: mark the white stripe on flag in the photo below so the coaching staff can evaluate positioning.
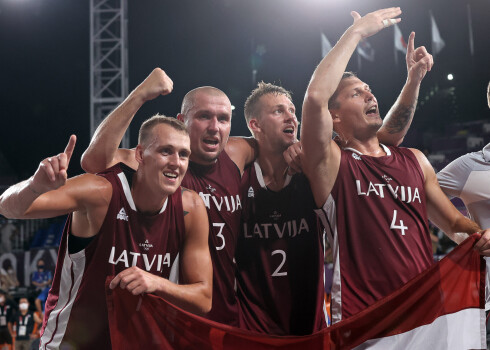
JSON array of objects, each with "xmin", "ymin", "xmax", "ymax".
[{"xmin": 354, "ymin": 308, "xmax": 485, "ymax": 350}]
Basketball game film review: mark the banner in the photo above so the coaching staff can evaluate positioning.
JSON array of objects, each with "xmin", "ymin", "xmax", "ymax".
[{"xmin": 107, "ymin": 234, "xmax": 485, "ymax": 349}]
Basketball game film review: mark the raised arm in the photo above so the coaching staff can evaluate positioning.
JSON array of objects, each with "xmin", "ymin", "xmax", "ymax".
[
  {"xmin": 301, "ymin": 8, "xmax": 401, "ymax": 207},
  {"xmin": 81, "ymin": 68, "xmax": 174, "ymax": 173},
  {"xmin": 109, "ymin": 189, "xmax": 212, "ymax": 316},
  {"xmin": 0, "ymin": 136, "xmax": 77, "ymax": 218},
  {"xmin": 377, "ymin": 32, "xmax": 433, "ymax": 146},
  {"xmin": 0, "ymin": 136, "xmax": 111, "ymax": 238}
]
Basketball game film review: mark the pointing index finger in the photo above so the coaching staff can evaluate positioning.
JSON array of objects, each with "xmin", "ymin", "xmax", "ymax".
[
  {"xmin": 407, "ymin": 32, "xmax": 415, "ymax": 56},
  {"xmin": 64, "ymin": 135, "xmax": 77, "ymax": 166}
]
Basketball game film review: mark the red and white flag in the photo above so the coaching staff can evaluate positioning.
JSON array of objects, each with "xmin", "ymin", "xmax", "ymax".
[
  {"xmin": 107, "ymin": 234, "xmax": 485, "ymax": 349},
  {"xmin": 394, "ymin": 24, "xmax": 407, "ymax": 65}
]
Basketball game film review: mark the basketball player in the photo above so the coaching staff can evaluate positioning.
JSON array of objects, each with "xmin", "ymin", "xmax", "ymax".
[
  {"xmin": 0, "ymin": 116, "xmax": 212, "ymax": 349},
  {"xmin": 300, "ymin": 7, "xmax": 490, "ymax": 323},
  {"xmin": 81, "ymin": 68, "xmax": 254, "ymax": 325},
  {"xmin": 235, "ymin": 82, "xmax": 327, "ymax": 335}
]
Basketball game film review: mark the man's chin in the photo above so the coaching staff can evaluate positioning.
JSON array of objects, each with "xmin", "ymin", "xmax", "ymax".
[{"xmin": 191, "ymin": 150, "xmax": 220, "ymax": 165}]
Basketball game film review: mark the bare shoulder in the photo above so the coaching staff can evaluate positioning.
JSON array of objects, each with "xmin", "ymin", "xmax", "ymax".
[
  {"xmin": 117, "ymin": 148, "xmax": 138, "ymax": 170},
  {"xmin": 180, "ymin": 187, "xmax": 205, "ymax": 215},
  {"xmin": 225, "ymin": 137, "xmax": 257, "ymax": 171},
  {"xmin": 407, "ymin": 148, "xmax": 430, "ymax": 166},
  {"xmin": 226, "ymin": 137, "xmax": 257, "ymax": 152},
  {"xmin": 407, "ymin": 148, "xmax": 434, "ymax": 180}
]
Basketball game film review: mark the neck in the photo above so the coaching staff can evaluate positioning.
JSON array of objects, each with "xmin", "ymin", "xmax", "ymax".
[
  {"xmin": 189, "ymin": 153, "xmax": 218, "ymax": 166},
  {"xmin": 256, "ymin": 148, "xmax": 289, "ymax": 191},
  {"xmin": 343, "ymin": 136, "xmax": 386, "ymax": 157},
  {"xmin": 132, "ymin": 172, "xmax": 168, "ymax": 215}
]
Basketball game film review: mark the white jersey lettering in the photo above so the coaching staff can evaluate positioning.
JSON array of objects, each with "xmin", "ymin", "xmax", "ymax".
[{"xmin": 356, "ymin": 180, "xmax": 421, "ymax": 204}]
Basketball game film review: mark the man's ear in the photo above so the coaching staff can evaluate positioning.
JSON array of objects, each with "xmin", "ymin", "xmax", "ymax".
[
  {"xmin": 135, "ymin": 145, "xmax": 144, "ymax": 164},
  {"xmin": 249, "ymin": 118, "xmax": 260, "ymax": 134}
]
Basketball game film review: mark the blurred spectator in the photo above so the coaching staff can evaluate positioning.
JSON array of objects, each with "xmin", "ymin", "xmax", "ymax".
[
  {"xmin": 0, "ymin": 290, "xmax": 14, "ymax": 350},
  {"xmin": 0, "ymin": 220, "xmax": 17, "ymax": 255},
  {"xmin": 30, "ymin": 260, "xmax": 52, "ymax": 316},
  {"xmin": 13, "ymin": 297, "xmax": 41, "ymax": 350},
  {"xmin": 0, "ymin": 262, "xmax": 19, "ymax": 292}
]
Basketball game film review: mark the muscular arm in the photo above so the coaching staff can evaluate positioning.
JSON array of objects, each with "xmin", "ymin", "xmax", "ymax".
[
  {"xmin": 81, "ymin": 68, "xmax": 173, "ymax": 173},
  {"xmin": 225, "ymin": 136, "xmax": 258, "ymax": 174},
  {"xmin": 301, "ymin": 8, "xmax": 401, "ymax": 207},
  {"xmin": 411, "ymin": 149, "xmax": 478, "ymax": 244},
  {"xmin": 377, "ymin": 32, "xmax": 433, "ymax": 146},
  {"xmin": 109, "ymin": 189, "xmax": 212, "ymax": 316}
]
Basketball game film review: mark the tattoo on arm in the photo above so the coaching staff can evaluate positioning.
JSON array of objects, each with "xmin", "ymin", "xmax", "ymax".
[
  {"xmin": 385, "ymin": 104, "xmax": 415, "ymax": 134},
  {"xmin": 181, "ymin": 187, "xmax": 191, "ymax": 216}
]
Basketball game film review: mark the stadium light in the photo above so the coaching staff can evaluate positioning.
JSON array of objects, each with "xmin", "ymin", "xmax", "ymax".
[{"xmin": 447, "ymin": 74, "xmax": 454, "ymax": 81}]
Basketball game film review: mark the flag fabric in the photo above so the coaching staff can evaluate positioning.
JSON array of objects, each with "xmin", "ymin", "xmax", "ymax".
[
  {"xmin": 356, "ymin": 39, "xmax": 375, "ymax": 62},
  {"xmin": 394, "ymin": 24, "xmax": 407, "ymax": 65},
  {"xmin": 321, "ymin": 32, "xmax": 332, "ymax": 58},
  {"xmin": 430, "ymin": 13, "xmax": 445, "ymax": 55},
  {"xmin": 106, "ymin": 234, "xmax": 485, "ymax": 350},
  {"xmin": 467, "ymin": 4, "xmax": 474, "ymax": 56}
]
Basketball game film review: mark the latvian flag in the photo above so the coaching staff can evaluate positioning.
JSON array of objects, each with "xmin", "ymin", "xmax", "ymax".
[{"xmin": 107, "ymin": 234, "xmax": 486, "ymax": 349}]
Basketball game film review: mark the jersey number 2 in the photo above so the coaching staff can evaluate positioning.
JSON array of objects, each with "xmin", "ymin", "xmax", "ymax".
[{"xmin": 271, "ymin": 250, "xmax": 287, "ymax": 277}]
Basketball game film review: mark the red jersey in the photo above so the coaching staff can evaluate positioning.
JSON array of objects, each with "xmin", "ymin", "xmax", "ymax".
[
  {"xmin": 236, "ymin": 163, "xmax": 327, "ymax": 335},
  {"xmin": 315, "ymin": 145, "xmax": 433, "ymax": 323},
  {"xmin": 181, "ymin": 150, "xmax": 242, "ymax": 326},
  {"xmin": 40, "ymin": 163, "xmax": 185, "ymax": 350}
]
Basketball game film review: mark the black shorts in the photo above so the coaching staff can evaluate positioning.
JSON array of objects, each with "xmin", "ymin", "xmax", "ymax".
[{"xmin": 0, "ymin": 327, "xmax": 12, "ymax": 344}]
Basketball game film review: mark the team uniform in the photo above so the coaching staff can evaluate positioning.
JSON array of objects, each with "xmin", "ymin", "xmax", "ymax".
[
  {"xmin": 235, "ymin": 162, "xmax": 327, "ymax": 335},
  {"xmin": 40, "ymin": 163, "xmax": 186, "ymax": 350},
  {"xmin": 182, "ymin": 150, "xmax": 242, "ymax": 326},
  {"xmin": 315, "ymin": 145, "xmax": 433, "ymax": 323}
]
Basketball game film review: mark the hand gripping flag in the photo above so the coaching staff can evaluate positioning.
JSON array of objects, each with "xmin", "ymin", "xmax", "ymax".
[{"xmin": 107, "ymin": 234, "xmax": 485, "ymax": 349}]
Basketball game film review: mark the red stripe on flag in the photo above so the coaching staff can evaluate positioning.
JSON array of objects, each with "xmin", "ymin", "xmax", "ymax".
[{"xmin": 106, "ymin": 234, "xmax": 484, "ymax": 349}]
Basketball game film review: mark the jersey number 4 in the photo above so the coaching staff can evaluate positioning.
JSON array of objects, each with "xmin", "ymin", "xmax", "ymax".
[{"xmin": 390, "ymin": 210, "xmax": 408, "ymax": 236}]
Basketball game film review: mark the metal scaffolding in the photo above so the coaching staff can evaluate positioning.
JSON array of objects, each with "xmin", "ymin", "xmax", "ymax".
[{"xmin": 89, "ymin": 0, "xmax": 129, "ymax": 147}]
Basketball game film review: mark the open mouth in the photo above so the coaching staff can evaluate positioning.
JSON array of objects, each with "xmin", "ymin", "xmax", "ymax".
[
  {"xmin": 366, "ymin": 105, "xmax": 378, "ymax": 116},
  {"xmin": 203, "ymin": 139, "xmax": 219, "ymax": 145},
  {"xmin": 283, "ymin": 127, "xmax": 295, "ymax": 134},
  {"xmin": 164, "ymin": 172, "xmax": 178, "ymax": 179}
]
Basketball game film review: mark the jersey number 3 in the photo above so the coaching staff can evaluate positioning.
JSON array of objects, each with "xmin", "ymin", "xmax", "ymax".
[{"xmin": 213, "ymin": 223, "xmax": 226, "ymax": 250}]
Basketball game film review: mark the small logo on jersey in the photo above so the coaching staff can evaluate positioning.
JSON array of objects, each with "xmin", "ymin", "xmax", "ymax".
[
  {"xmin": 269, "ymin": 210, "xmax": 282, "ymax": 220},
  {"xmin": 382, "ymin": 174, "xmax": 393, "ymax": 183},
  {"xmin": 138, "ymin": 239, "xmax": 153, "ymax": 251},
  {"xmin": 352, "ymin": 152, "xmax": 361, "ymax": 160},
  {"xmin": 206, "ymin": 184, "xmax": 216, "ymax": 193},
  {"xmin": 248, "ymin": 186, "xmax": 254, "ymax": 198},
  {"xmin": 117, "ymin": 208, "xmax": 128, "ymax": 221}
]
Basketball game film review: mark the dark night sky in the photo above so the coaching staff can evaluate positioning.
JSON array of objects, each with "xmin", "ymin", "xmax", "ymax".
[{"xmin": 0, "ymin": 0, "xmax": 489, "ymax": 181}]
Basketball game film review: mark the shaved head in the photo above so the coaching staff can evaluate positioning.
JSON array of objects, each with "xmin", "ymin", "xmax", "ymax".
[{"xmin": 181, "ymin": 86, "xmax": 230, "ymax": 117}]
